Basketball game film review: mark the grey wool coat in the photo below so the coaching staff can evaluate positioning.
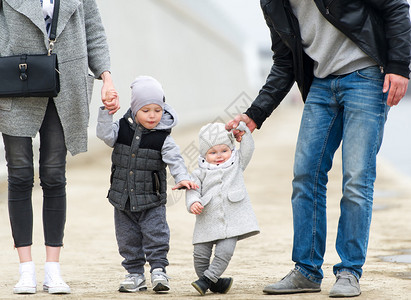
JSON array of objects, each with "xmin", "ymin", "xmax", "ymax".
[
  {"xmin": 0, "ymin": 0, "xmax": 110, "ymax": 155},
  {"xmin": 186, "ymin": 123, "xmax": 260, "ymax": 245}
]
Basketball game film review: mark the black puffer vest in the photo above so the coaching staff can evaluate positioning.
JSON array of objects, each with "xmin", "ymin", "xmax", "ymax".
[{"xmin": 108, "ymin": 117, "xmax": 170, "ymax": 212}]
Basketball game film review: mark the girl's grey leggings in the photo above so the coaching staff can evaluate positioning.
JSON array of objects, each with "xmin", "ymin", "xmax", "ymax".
[{"xmin": 193, "ymin": 237, "xmax": 238, "ymax": 283}]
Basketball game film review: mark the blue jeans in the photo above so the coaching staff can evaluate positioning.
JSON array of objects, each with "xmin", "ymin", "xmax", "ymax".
[
  {"xmin": 291, "ymin": 66, "xmax": 389, "ymax": 283},
  {"xmin": 3, "ymin": 99, "xmax": 67, "ymax": 247}
]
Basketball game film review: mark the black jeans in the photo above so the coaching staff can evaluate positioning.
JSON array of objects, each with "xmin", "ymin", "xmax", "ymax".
[{"xmin": 2, "ymin": 100, "xmax": 67, "ymax": 247}]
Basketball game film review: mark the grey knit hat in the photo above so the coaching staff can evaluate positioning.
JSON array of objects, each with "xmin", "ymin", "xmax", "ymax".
[
  {"xmin": 130, "ymin": 76, "xmax": 165, "ymax": 117},
  {"xmin": 198, "ymin": 123, "xmax": 235, "ymax": 156}
]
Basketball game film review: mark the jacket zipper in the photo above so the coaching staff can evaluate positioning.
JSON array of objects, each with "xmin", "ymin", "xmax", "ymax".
[{"xmin": 325, "ymin": 0, "xmax": 336, "ymax": 15}]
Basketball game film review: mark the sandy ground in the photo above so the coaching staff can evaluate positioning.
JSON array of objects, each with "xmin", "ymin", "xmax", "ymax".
[{"xmin": 1, "ymin": 104, "xmax": 411, "ymax": 300}]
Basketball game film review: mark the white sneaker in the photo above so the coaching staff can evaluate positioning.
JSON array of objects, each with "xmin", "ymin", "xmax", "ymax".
[
  {"xmin": 119, "ymin": 273, "xmax": 147, "ymax": 292},
  {"xmin": 13, "ymin": 261, "xmax": 36, "ymax": 294},
  {"xmin": 151, "ymin": 268, "xmax": 170, "ymax": 292},
  {"xmin": 43, "ymin": 262, "xmax": 71, "ymax": 294}
]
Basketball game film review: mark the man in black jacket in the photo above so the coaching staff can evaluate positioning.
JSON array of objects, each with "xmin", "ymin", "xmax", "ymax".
[{"xmin": 227, "ymin": 0, "xmax": 410, "ymax": 297}]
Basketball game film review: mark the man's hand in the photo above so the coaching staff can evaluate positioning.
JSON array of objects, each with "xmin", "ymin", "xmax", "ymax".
[
  {"xmin": 226, "ymin": 114, "xmax": 257, "ymax": 142},
  {"xmin": 383, "ymin": 73, "xmax": 409, "ymax": 106}
]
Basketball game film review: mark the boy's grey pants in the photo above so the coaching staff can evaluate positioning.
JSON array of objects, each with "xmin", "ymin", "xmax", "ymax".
[
  {"xmin": 193, "ymin": 237, "xmax": 238, "ymax": 283},
  {"xmin": 114, "ymin": 204, "xmax": 169, "ymax": 274}
]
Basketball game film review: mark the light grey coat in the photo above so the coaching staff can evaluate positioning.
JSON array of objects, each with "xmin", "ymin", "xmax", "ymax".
[
  {"xmin": 186, "ymin": 124, "xmax": 260, "ymax": 245},
  {"xmin": 0, "ymin": 0, "xmax": 110, "ymax": 155}
]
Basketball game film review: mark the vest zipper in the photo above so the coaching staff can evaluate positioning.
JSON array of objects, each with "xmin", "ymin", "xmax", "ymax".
[{"xmin": 153, "ymin": 172, "xmax": 161, "ymax": 196}]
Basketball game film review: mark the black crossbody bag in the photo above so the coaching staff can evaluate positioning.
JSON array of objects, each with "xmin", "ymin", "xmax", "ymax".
[{"xmin": 0, "ymin": 0, "xmax": 60, "ymax": 97}]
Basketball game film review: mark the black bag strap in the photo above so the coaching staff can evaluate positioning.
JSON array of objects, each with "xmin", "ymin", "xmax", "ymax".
[{"xmin": 48, "ymin": 0, "xmax": 60, "ymax": 55}]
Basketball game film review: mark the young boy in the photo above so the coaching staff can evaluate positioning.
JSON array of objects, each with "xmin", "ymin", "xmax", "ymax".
[
  {"xmin": 97, "ymin": 76, "xmax": 197, "ymax": 293},
  {"xmin": 186, "ymin": 122, "xmax": 260, "ymax": 296}
]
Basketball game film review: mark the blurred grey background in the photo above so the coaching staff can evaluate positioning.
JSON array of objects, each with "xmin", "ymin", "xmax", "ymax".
[{"xmin": 0, "ymin": 0, "xmax": 410, "ymax": 180}]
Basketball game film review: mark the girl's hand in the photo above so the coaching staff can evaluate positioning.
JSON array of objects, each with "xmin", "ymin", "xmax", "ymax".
[
  {"xmin": 190, "ymin": 202, "xmax": 204, "ymax": 215},
  {"xmin": 172, "ymin": 180, "xmax": 199, "ymax": 190}
]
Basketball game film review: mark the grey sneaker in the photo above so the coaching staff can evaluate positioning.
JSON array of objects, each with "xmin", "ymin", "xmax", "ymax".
[
  {"xmin": 151, "ymin": 268, "xmax": 170, "ymax": 293},
  {"xmin": 119, "ymin": 274, "xmax": 147, "ymax": 292},
  {"xmin": 263, "ymin": 269, "xmax": 321, "ymax": 294},
  {"xmin": 329, "ymin": 271, "xmax": 361, "ymax": 298}
]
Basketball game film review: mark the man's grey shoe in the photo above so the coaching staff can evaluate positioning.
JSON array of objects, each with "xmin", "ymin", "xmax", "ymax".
[
  {"xmin": 119, "ymin": 274, "xmax": 147, "ymax": 292},
  {"xmin": 329, "ymin": 271, "xmax": 361, "ymax": 298},
  {"xmin": 263, "ymin": 269, "xmax": 321, "ymax": 294}
]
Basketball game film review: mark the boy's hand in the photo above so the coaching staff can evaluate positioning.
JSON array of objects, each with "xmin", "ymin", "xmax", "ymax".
[
  {"xmin": 172, "ymin": 180, "xmax": 199, "ymax": 190},
  {"xmin": 190, "ymin": 202, "xmax": 204, "ymax": 215}
]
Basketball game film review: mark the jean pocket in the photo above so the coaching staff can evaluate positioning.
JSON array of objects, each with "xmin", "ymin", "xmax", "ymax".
[{"xmin": 355, "ymin": 66, "xmax": 384, "ymax": 82}]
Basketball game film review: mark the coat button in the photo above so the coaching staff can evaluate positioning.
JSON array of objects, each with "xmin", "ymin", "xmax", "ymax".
[
  {"xmin": 131, "ymin": 189, "xmax": 134, "ymax": 192},
  {"xmin": 130, "ymin": 171, "xmax": 133, "ymax": 175},
  {"xmin": 136, "ymin": 136, "xmax": 140, "ymax": 140},
  {"xmin": 131, "ymin": 153, "xmax": 136, "ymax": 158}
]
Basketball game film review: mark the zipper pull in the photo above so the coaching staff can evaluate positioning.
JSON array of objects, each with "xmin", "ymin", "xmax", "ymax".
[
  {"xmin": 380, "ymin": 66, "xmax": 384, "ymax": 73},
  {"xmin": 326, "ymin": 7, "xmax": 330, "ymax": 14}
]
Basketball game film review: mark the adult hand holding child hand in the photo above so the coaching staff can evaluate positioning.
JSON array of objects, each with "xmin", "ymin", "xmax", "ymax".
[
  {"xmin": 101, "ymin": 71, "xmax": 120, "ymax": 114},
  {"xmin": 226, "ymin": 114, "xmax": 257, "ymax": 142}
]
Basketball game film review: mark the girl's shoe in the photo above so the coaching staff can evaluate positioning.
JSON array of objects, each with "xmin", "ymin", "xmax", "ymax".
[
  {"xmin": 43, "ymin": 262, "xmax": 71, "ymax": 294},
  {"xmin": 191, "ymin": 275, "xmax": 212, "ymax": 296},
  {"xmin": 13, "ymin": 261, "xmax": 37, "ymax": 294},
  {"xmin": 210, "ymin": 277, "xmax": 233, "ymax": 294}
]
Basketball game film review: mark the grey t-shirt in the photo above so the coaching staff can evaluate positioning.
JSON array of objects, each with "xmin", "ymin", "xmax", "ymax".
[{"xmin": 289, "ymin": 0, "xmax": 376, "ymax": 78}]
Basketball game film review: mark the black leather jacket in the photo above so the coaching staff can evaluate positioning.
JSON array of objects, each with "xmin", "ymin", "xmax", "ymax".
[{"xmin": 246, "ymin": 0, "xmax": 411, "ymax": 128}]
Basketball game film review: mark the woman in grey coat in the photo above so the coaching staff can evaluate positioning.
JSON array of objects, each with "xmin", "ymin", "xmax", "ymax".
[
  {"xmin": 186, "ymin": 122, "xmax": 260, "ymax": 296},
  {"xmin": 0, "ymin": 0, "xmax": 119, "ymax": 294}
]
